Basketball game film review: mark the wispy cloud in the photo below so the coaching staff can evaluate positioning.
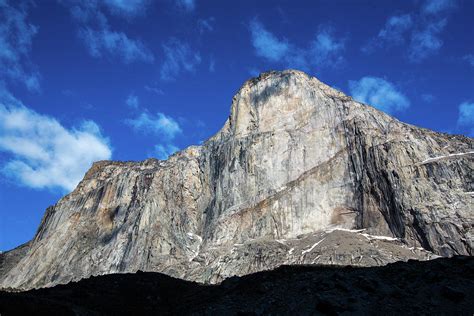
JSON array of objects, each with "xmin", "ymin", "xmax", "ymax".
[
  {"xmin": 363, "ymin": 14, "xmax": 413, "ymax": 52},
  {"xmin": 249, "ymin": 19, "xmax": 290, "ymax": 62},
  {"xmin": 126, "ymin": 112, "xmax": 182, "ymax": 140},
  {"xmin": 0, "ymin": 91, "xmax": 111, "ymax": 192},
  {"xmin": 198, "ymin": 17, "xmax": 215, "ymax": 34},
  {"xmin": 153, "ymin": 144, "xmax": 179, "ymax": 160},
  {"xmin": 408, "ymin": 18, "xmax": 446, "ymax": 62},
  {"xmin": 0, "ymin": 1, "xmax": 40, "ymax": 92},
  {"xmin": 348, "ymin": 77, "xmax": 410, "ymax": 114},
  {"xmin": 457, "ymin": 102, "xmax": 474, "ymax": 136},
  {"xmin": 79, "ymin": 27, "xmax": 154, "ymax": 63},
  {"xmin": 61, "ymin": 0, "xmax": 154, "ymax": 64},
  {"xmin": 209, "ymin": 56, "xmax": 215, "ymax": 72},
  {"xmin": 125, "ymin": 93, "xmax": 139, "ymax": 109},
  {"xmin": 160, "ymin": 38, "xmax": 201, "ymax": 81},
  {"xmin": 421, "ymin": 93, "xmax": 435, "ymax": 103},
  {"xmin": 421, "ymin": 0, "xmax": 456, "ymax": 15},
  {"xmin": 309, "ymin": 28, "xmax": 345, "ymax": 68},
  {"xmin": 249, "ymin": 19, "xmax": 345, "ymax": 70},
  {"xmin": 144, "ymin": 85, "xmax": 164, "ymax": 95},
  {"xmin": 175, "ymin": 0, "xmax": 196, "ymax": 12},
  {"xmin": 463, "ymin": 54, "xmax": 474, "ymax": 67},
  {"xmin": 364, "ymin": 0, "xmax": 457, "ymax": 62},
  {"xmin": 103, "ymin": 0, "xmax": 150, "ymax": 17}
]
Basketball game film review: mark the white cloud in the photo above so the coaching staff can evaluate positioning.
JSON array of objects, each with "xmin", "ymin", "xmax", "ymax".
[
  {"xmin": 0, "ymin": 94, "xmax": 112, "ymax": 192},
  {"xmin": 0, "ymin": 1, "xmax": 40, "ymax": 92},
  {"xmin": 126, "ymin": 112, "xmax": 182, "ymax": 140},
  {"xmin": 408, "ymin": 18, "xmax": 446, "ymax": 62},
  {"xmin": 457, "ymin": 102, "xmax": 474, "ymax": 136},
  {"xmin": 61, "ymin": 0, "xmax": 154, "ymax": 64},
  {"xmin": 309, "ymin": 28, "xmax": 345, "ymax": 68},
  {"xmin": 154, "ymin": 144, "xmax": 179, "ymax": 160},
  {"xmin": 160, "ymin": 38, "xmax": 201, "ymax": 81},
  {"xmin": 348, "ymin": 77, "xmax": 410, "ymax": 114},
  {"xmin": 249, "ymin": 19, "xmax": 345, "ymax": 70},
  {"xmin": 125, "ymin": 93, "xmax": 139, "ymax": 108},
  {"xmin": 249, "ymin": 19, "xmax": 290, "ymax": 62},
  {"xmin": 363, "ymin": 14, "xmax": 413, "ymax": 53},
  {"xmin": 365, "ymin": 0, "xmax": 456, "ymax": 62},
  {"xmin": 79, "ymin": 27, "xmax": 154, "ymax": 63}
]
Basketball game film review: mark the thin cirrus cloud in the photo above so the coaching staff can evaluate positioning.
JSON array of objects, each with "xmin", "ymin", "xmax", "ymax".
[
  {"xmin": 463, "ymin": 54, "xmax": 474, "ymax": 67},
  {"xmin": 0, "ymin": 1, "xmax": 40, "ymax": 92},
  {"xmin": 175, "ymin": 0, "xmax": 196, "ymax": 12},
  {"xmin": 61, "ymin": 0, "xmax": 154, "ymax": 64},
  {"xmin": 0, "ymin": 91, "xmax": 112, "ymax": 192},
  {"xmin": 79, "ymin": 28, "xmax": 154, "ymax": 64},
  {"xmin": 102, "ymin": 0, "xmax": 150, "ymax": 17},
  {"xmin": 126, "ymin": 112, "xmax": 182, "ymax": 140},
  {"xmin": 364, "ymin": 0, "xmax": 457, "ymax": 63},
  {"xmin": 160, "ymin": 38, "xmax": 202, "ymax": 81},
  {"xmin": 348, "ymin": 77, "xmax": 410, "ymax": 115},
  {"xmin": 197, "ymin": 17, "xmax": 215, "ymax": 34},
  {"xmin": 249, "ymin": 18, "xmax": 345, "ymax": 71},
  {"xmin": 457, "ymin": 102, "xmax": 474, "ymax": 136},
  {"xmin": 125, "ymin": 93, "xmax": 139, "ymax": 109}
]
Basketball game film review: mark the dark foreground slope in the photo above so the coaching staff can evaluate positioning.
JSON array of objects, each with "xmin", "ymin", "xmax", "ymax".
[{"xmin": 1, "ymin": 257, "xmax": 473, "ymax": 315}]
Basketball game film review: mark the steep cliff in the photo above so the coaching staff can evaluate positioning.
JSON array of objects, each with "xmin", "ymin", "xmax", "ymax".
[{"xmin": 1, "ymin": 70, "xmax": 472, "ymax": 290}]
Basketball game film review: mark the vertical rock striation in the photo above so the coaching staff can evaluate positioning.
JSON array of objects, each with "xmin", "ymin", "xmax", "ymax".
[{"xmin": 1, "ymin": 70, "xmax": 472, "ymax": 289}]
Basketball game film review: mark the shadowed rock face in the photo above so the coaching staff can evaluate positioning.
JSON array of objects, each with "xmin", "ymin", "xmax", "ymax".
[{"xmin": 0, "ymin": 70, "xmax": 472, "ymax": 290}]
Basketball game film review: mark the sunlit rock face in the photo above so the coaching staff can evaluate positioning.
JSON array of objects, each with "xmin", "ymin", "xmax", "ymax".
[{"xmin": 1, "ymin": 70, "xmax": 472, "ymax": 290}]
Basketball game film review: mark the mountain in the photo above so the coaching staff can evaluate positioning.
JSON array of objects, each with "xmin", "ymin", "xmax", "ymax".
[
  {"xmin": 1, "ymin": 257, "xmax": 473, "ymax": 315},
  {"xmin": 0, "ymin": 70, "xmax": 472, "ymax": 290}
]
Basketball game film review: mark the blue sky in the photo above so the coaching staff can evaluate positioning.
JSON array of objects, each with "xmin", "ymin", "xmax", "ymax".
[{"xmin": 0, "ymin": 0, "xmax": 473, "ymax": 251}]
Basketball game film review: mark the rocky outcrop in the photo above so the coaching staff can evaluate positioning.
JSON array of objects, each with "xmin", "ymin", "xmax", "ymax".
[{"xmin": 0, "ymin": 70, "xmax": 472, "ymax": 290}]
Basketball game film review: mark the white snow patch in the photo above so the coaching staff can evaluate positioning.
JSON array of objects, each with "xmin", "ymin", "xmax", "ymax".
[
  {"xmin": 276, "ymin": 239, "xmax": 286, "ymax": 245},
  {"xmin": 361, "ymin": 233, "xmax": 398, "ymax": 241},
  {"xmin": 302, "ymin": 238, "xmax": 326, "ymax": 255},
  {"xmin": 288, "ymin": 247, "xmax": 295, "ymax": 255},
  {"xmin": 420, "ymin": 151, "xmax": 474, "ymax": 164}
]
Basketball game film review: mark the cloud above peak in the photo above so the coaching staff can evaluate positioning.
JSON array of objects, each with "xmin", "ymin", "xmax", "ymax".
[
  {"xmin": 364, "ymin": 0, "xmax": 457, "ymax": 62},
  {"xmin": 0, "ymin": 94, "xmax": 112, "ymax": 192},
  {"xmin": 349, "ymin": 76, "xmax": 410, "ymax": 115},
  {"xmin": 249, "ymin": 19, "xmax": 345, "ymax": 70},
  {"xmin": 249, "ymin": 19, "xmax": 290, "ymax": 62}
]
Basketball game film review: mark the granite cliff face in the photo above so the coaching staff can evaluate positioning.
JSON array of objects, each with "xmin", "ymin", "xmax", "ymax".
[{"xmin": 1, "ymin": 70, "xmax": 473, "ymax": 290}]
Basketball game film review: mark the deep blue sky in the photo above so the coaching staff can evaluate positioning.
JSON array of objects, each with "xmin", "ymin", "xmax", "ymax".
[{"xmin": 0, "ymin": 0, "xmax": 473, "ymax": 251}]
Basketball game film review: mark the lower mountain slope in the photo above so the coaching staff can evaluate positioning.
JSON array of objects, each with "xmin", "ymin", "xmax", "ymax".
[{"xmin": 0, "ymin": 257, "xmax": 473, "ymax": 315}]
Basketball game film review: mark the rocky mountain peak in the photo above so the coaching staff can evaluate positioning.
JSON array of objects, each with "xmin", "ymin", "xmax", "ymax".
[{"xmin": 0, "ymin": 70, "xmax": 472, "ymax": 290}]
